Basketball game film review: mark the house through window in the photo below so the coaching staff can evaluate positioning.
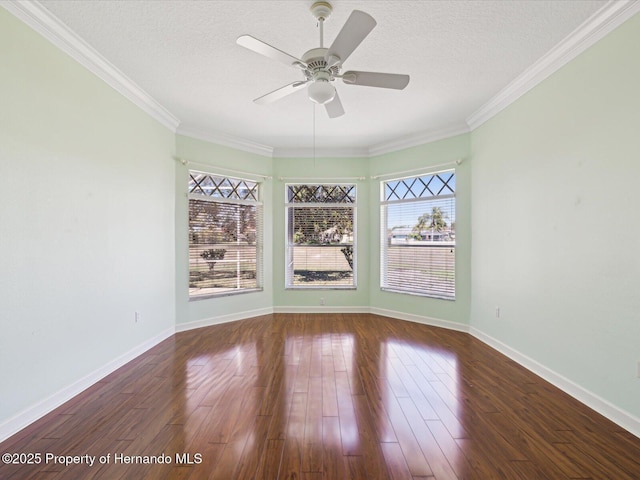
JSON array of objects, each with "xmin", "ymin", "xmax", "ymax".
[
  {"xmin": 381, "ymin": 170, "xmax": 456, "ymax": 299},
  {"xmin": 286, "ymin": 184, "xmax": 356, "ymax": 288},
  {"xmin": 188, "ymin": 171, "xmax": 263, "ymax": 299}
]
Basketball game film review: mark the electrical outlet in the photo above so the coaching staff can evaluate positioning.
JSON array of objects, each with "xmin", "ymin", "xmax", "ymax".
[
  {"xmin": 495, "ymin": 307, "xmax": 500, "ymax": 319},
  {"xmin": 135, "ymin": 311, "xmax": 140, "ymax": 323},
  {"xmin": 320, "ymin": 297, "xmax": 325, "ymax": 306}
]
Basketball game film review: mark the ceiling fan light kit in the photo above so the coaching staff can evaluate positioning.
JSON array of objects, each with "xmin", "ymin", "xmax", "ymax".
[
  {"xmin": 237, "ymin": 1, "xmax": 410, "ymax": 118},
  {"xmin": 308, "ymin": 78, "xmax": 336, "ymax": 105}
]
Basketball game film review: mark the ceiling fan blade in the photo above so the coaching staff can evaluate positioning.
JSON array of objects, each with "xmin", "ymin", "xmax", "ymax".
[
  {"xmin": 237, "ymin": 35, "xmax": 306, "ymax": 69},
  {"xmin": 254, "ymin": 81, "xmax": 309, "ymax": 105},
  {"xmin": 342, "ymin": 71, "xmax": 410, "ymax": 90},
  {"xmin": 325, "ymin": 91, "xmax": 345, "ymax": 118},
  {"xmin": 325, "ymin": 10, "xmax": 376, "ymax": 67}
]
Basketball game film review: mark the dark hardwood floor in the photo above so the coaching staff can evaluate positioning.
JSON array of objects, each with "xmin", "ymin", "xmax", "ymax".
[{"xmin": 1, "ymin": 313, "xmax": 639, "ymax": 479}]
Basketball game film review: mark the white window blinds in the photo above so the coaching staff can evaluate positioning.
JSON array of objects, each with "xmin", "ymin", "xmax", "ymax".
[
  {"xmin": 188, "ymin": 172, "xmax": 263, "ymax": 299},
  {"xmin": 286, "ymin": 185, "xmax": 356, "ymax": 288},
  {"xmin": 381, "ymin": 170, "xmax": 455, "ymax": 299}
]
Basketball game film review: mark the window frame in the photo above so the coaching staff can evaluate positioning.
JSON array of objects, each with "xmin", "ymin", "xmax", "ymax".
[
  {"xmin": 285, "ymin": 183, "xmax": 357, "ymax": 290},
  {"xmin": 380, "ymin": 169, "xmax": 456, "ymax": 300},
  {"xmin": 188, "ymin": 170, "xmax": 263, "ymax": 300}
]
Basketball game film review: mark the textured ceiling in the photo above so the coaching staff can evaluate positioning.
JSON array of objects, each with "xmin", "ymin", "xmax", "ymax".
[{"xmin": 39, "ymin": 0, "xmax": 607, "ymax": 155}]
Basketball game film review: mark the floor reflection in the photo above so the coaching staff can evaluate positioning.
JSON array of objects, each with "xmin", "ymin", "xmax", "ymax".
[
  {"xmin": 382, "ymin": 337, "xmax": 465, "ymax": 476},
  {"xmin": 5, "ymin": 314, "xmax": 640, "ymax": 479},
  {"xmin": 175, "ymin": 315, "xmax": 475, "ymax": 478}
]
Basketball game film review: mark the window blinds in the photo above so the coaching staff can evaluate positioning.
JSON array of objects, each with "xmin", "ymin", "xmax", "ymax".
[
  {"xmin": 188, "ymin": 172, "xmax": 263, "ymax": 298},
  {"xmin": 381, "ymin": 171, "xmax": 456, "ymax": 299},
  {"xmin": 286, "ymin": 185, "xmax": 356, "ymax": 288}
]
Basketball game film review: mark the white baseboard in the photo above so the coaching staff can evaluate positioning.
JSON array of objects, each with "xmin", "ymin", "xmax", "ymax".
[
  {"xmin": 469, "ymin": 327, "xmax": 640, "ymax": 439},
  {"xmin": 366, "ymin": 309, "xmax": 639, "ymax": 438},
  {"xmin": 175, "ymin": 307, "xmax": 274, "ymax": 332},
  {"xmin": 175, "ymin": 305, "xmax": 370, "ymax": 333},
  {"xmin": 370, "ymin": 307, "xmax": 471, "ymax": 333},
  {"xmin": 0, "ymin": 326, "xmax": 175, "ymax": 443},
  {"xmin": 273, "ymin": 306, "xmax": 370, "ymax": 314},
  {"xmin": 360, "ymin": 308, "xmax": 640, "ymax": 438},
  {"xmin": 4, "ymin": 309, "xmax": 638, "ymax": 443}
]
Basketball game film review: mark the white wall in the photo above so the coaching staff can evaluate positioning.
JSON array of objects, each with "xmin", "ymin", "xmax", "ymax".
[
  {"xmin": 0, "ymin": 9, "xmax": 175, "ymax": 433},
  {"xmin": 470, "ymin": 13, "xmax": 640, "ymax": 423}
]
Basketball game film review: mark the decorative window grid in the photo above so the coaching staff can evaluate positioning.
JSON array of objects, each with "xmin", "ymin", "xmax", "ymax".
[
  {"xmin": 384, "ymin": 171, "xmax": 454, "ymax": 201},
  {"xmin": 286, "ymin": 184, "xmax": 356, "ymax": 289},
  {"xmin": 381, "ymin": 170, "xmax": 456, "ymax": 300},
  {"xmin": 188, "ymin": 171, "xmax": 263, "ymax": 299},
  {"xmin": 288, "ymin": 184, "xmax": 355, "ymax": 203},
  {"xmin": 189, "ymin": 172, "xmax": 258, "ymax": 201}
]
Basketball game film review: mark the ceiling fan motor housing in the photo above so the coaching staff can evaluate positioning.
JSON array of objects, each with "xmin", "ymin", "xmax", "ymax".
[
  {"xmin": 302, "ymin": 47, "xmax": 340, "ymax": 81},
  {"xmin": 237, "ymin": 1, "xmax": 408, "ymax": 117}
]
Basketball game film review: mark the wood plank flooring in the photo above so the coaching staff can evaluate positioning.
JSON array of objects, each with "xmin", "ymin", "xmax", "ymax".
[{"xmin": 1, "ymin": 313, "xmax": 639, "ymax": 479}]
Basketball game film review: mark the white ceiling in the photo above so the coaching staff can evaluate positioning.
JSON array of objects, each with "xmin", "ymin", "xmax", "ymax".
[{"xmin": 35, "ymin": 0, "xmax": 609, "ymax": 156}]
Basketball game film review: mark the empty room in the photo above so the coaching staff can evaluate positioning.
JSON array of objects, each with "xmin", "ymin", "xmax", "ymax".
[{"xmin": 1, "ymin": 0, "xmax": 639, "ymax": 478}]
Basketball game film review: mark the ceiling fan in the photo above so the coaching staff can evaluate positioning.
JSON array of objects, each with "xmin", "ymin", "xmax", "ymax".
[{"xmin": 237, "ymin": 1, "xmax": 410, "ymax": 118}]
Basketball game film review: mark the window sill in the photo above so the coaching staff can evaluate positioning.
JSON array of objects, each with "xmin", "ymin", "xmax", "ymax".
[
  {"xmin": 285, "ymin": 286, "xmax": 357, "ymax": 291},
  {"xmin": 189, "ymin": 287, "xmax": 263, "ymax": 301},
  {"xmin": 380, "ymin": 287, "xmax": 455, "ymax": 301}
]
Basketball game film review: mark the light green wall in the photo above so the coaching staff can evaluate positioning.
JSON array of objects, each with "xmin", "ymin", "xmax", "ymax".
[
  {"xmin": 4, "ymin": 0, "xmax": 638, "ymax": 438},
  {"xmin": 175, "ymin": 146, "xmax": 470, "ymax": 316},
  {"xmin": 0, "ymin": 9, "xmax": 175, "ymax": 424},
  {"xmin": 368, "ymin": 135, "xmax": 472, "ymax": 325},
  {"xmin": 176, "ymin": 145, "xmax": 471, "ymax": 318},
  {"xmin": 174, "ymin": 135, "xmax": 274, "ymax": 324},
  {"xmin": 272, "ymin": 157, "xmax": 371, "ymax": 308},
  {"xmin": 470, "ymin": 13, "xmax": 640, "ymax": 418}
]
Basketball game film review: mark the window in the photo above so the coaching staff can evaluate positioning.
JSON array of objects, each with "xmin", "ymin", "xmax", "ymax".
[
  {"xmin": 381, "ymin": 170, "xmax": 455, "ymax": 299},
  {"xmin": 286, "ymin": 184, "xmax": 356, "ymax": 288},
  {"xmin": 188, "ymin": 172, "xmax": 262, "ymax": 299}
]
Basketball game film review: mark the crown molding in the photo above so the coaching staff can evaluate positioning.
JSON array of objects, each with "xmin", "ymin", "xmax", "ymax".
[
  {"xmin": 177, "ymin": 125, "xmax": 274, "ymax": 158},
  {"xmin": 466, "ymin": 0, "xmax": 640, "ymax": 130},
  {"xmin": 6, "ymin": 0, "xmax": 637, "ymax": 157},
  {"xmin": 181, "ymin": 125, "xmax": 469, "ymax": 160},
  {"xmin": 2, "ymin": 0, "xmax": 180, "ymax": 132},
  {"xmin": 273, "ymin": 122, "xmax": 470, "ymax": 157},
  {"xmin": 368, "ymin": 123, "xmax": 470, "ymax": 157},
  {"xmin": 273, "ymin": 146, "xmax": 369, "ymax": 158}
]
